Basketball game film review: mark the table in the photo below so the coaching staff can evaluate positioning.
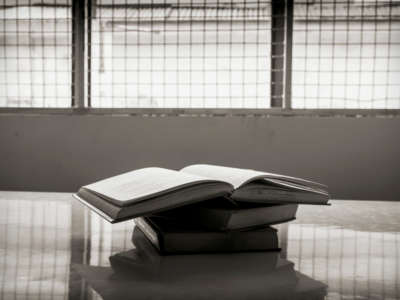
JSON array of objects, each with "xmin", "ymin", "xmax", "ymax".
[{"xmin": 0, "ymin": 191, "xmax": 399, "ymax": 299}]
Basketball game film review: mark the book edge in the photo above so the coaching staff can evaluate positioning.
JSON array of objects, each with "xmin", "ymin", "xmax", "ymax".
[{"xmin": 73, "ymin": 193, "xmax": 116, "ymax": 223}]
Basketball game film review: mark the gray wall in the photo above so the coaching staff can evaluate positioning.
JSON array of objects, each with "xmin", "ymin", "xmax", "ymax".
[{"xmin": 0, "ymin": 114, "xmax": 399, "ymax": 200}]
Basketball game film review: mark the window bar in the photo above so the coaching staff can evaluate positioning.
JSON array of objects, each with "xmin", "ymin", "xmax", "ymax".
[
  {"xmin": 356, "ymin": 1, "xmax": 365, "ymax": 110},
  {"xmin": 41, "ymin": 4, "xmax": 45, "ymax": 107},
  {"xmin": 270, "ymin": 0, "xmax": 285, "ymax": 107},
  {"xmin": 256, "ymin": 1, "xmax": 261, "ymax": 108},
  {"xmin": 162, "ymin": 1, "xmax": 167, "ymax": 108},
  {"xmin": 344, "ymin": 0, "xmax": 350, "ymax": 109},
  {"xmin": 16, "ymin": 0, "xmax": 21, "ymax": 107},
  {"xmin": 371, "ymin": 0, "xmax": 378, "ymax": 109},
  {"xmin": 136, "ymin": 0, "xmax": 140, "ymax": 107},
  {"xmin": 54, "ymin": 1, "xmax": 58, "ymax": 107},
  {"xmin": 242, "ymin": 1, "xmax": 247, "ymax": 108},
  {"xmin": 284, "ymin": 0, "xmax": 293, "ymax": 109},
  {"xmin": 189, "ymin": 1, "xmax": 193, "ymax": 107},
  {"xmin": 124, "ymin": 0, "xmax": 128, "ymax": 108},
  {"xmin": 176, "ymin": 1, "xmax": 180, "ymax": 108},
  {"xmin": 28, "ymin": 0, "xmax": 33, "ymax": 106},
  {"xmin": 72, "ymin": 0, "xmax": 85, "ymax": 108},
  {"xmin": 87, "ymin": 0, "xmax": 94, "ymax": 107},
  {"xmin": 329, "ymin": 0, "xmax": 337, "ymax": 108},
  {"xmin": 216, "ymin": 1, "xmax": 220, "ymax": 108},
  {"xmin": 386, "ymin": 0, "xmax": 393, "ymax": 109},
  {"xmin": 2, "ymin": 2, "xmax": 8, "ymax": 107},
  {"xmin": 111, "ymin": 0, "xmax": 115, "ymax": 108}
]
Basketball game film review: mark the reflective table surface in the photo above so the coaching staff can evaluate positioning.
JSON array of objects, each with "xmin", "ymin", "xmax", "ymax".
[{"xmin": 0, "ymin": 191, "xmax": 399, "ymax": 300}]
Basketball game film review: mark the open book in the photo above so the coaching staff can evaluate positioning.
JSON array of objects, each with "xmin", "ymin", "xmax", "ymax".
[{"xmin": 73, "ymin": 164, "xmax": 329, "ymax": 223}]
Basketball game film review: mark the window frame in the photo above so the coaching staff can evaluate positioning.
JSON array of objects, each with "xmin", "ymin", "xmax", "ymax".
[{"xmin": 1, "ymin": 0, "xmax": 399, "ymax": 117}]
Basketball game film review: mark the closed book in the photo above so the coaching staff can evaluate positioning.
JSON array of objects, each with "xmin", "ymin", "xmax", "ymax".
[
  {"xmin": 155, "ymin": 197, "xmax": 298, "ymax": 231},
  {"xmin": 133, "ymin": 217, "xmax": 280, "ymax": 254}
]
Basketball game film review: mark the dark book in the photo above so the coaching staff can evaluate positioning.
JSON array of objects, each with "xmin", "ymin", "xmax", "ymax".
[
  {"xmin": 129, "ymin": 226, "xmax": 283, "ymax": 268},
  {"xmin": 154, "ymin": 197, "xmax": 299, "ymax": 231},
  {"xmin": 133, "ymin": 217, "xmax": 279, "ymax": 254},
  {"xmin": 73, "ymin": 164, "xmax": 328, "ymax": 223}
]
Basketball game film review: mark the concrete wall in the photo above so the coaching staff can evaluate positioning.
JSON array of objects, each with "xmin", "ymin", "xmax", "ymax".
[{"xmin": 0, "ymin": 114, "xmax": 399, "ymax": 200}]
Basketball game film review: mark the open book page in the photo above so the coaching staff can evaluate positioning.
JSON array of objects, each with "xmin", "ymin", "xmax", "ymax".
[
  {"xmin": 83, "ymin": 167, "xmax": 224, "ymax": 206},
  {"xmin": 181, "ymin": 164, "xmax": 326, "ymax": 190},
  {"xmin": 181, "ymin": 165, "xmax": 273, "ymax": 189},
  {"xmin": 264, "ymin": 178, "xmax": 329, "ymax": 195},
  {"xmin": 263, "ymin": 172, "xmax": 327, "ymax": 190}
]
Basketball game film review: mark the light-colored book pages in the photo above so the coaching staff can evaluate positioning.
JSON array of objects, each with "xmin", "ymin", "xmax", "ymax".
[
  {"xmin": 181, "ymin": 165, "xmax": 272, "ymax": 189},
  {"xmin": 83, "ymin": 167, "xmax": 218, "ymax": 206},
  {"xmin": 181, "ymin": 164, "xmax": 326, "ymax": 190},
  {"xmin": 264, "ymin": 178, "xmax": 329, "ymax": 195}
]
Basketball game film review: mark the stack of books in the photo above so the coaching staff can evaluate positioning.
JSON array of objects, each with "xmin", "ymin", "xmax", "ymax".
[{"xmin": 74, "ymin": 164, "xmax": 329, "ymax": 255}]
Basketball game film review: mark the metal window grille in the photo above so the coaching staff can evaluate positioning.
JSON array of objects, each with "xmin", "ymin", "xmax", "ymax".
[
  {"xmin": 0, "ymin": 1, "xmax": 72, "ymax": 108},
  {"xmin": 88, "ymin": 1, "xmax": 272, "ymax": 108},
  {"xmin": 1, "ymin": 0, "xmax": 400, "ymax": 110},
  {"xmin": 292, "ymin": 0, "xmax": 400, "ymax": 109}
]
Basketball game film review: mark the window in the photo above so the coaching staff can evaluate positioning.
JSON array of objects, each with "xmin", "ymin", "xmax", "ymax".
[
  {"xmin": 292, "ymin": 0, "xmax": 400, "ymax": 109},
  {"xmin": 0, "ymin": 3, "xmax": 72, "ymax": 107},
  {"xmin": 0, "ymin": 0, "xmax": 399, "ymax": 112},
  {"xmin": 89, "ymin": 2, "xmax": 271, "ymax": 108}
]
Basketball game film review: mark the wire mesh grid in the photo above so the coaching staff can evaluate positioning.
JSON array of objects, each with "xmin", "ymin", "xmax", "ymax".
[
  {"xmin": 292, "ymin": 0, "xmax": 400, "ymax": 109},
  {"xmin": 0, "ymin": 1, "xmax": 72, "ymax": 108},
  {"xmin": 288, "ymin": 223, "xmax": 400, "ymax": 300},
  {"xmin": 88, "ymin": 1, "xmax": 272, "ymax": 108},
  {"xmin": 0, "ymin": 198, "xmax": 71, "ymax": 300},
  {"xmin": 2, "ymin": 0, "xmax": 400, "ymax": 110}
]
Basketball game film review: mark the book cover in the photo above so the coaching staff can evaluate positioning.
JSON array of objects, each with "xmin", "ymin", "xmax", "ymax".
[
  {"xmin": 154, "ymin": 197, "xmax": 298, "ymax": 231},
  {"xmin": 134, "ymin": 217, "xmax": 280, "ymax": 254}
]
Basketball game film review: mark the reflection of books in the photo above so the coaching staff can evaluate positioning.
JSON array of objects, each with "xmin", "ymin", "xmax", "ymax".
[
  {"xmin": 110, "ymin": 245, "xmax": 292, "ymax": 282},
  {"xmin": 108, "ymin": 232, "xmax": 298, "ymax": 298},
  {"xmin": 294, "ymin": 272, "xmax": 328, "ymax": 300},
  {"xmin": 73, "ymin": 164, "xmax": 329, "ymax": 223},
  {"xmin": 72, "ymin": 224, "xmax": 327, "ymax": 299},
  {"xmin": 73, "ymin": 251, "xmax": 327, "ymax": 300},
  {"xmin": 134, "ymin": 217, "xmax": 279, "ymax": 254},
  {"xmin": 120, "ymin": 227, "xmax": 286, "ymax": 274},
  {"xmin": 154, "ymin": 197, "xmax": 299, "ymax": 231}
]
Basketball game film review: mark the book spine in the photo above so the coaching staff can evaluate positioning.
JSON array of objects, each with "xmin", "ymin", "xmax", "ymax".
[
  {"xmin": 75, "ymin": 190, "xmax": 121, "ymax": 221},
  {"xmin": 228, "ymin": 204, "xmax": 298, "ymax": 230},
  {"xmin": 134, "ymin": 217, "xmax": 162, "ymax": 252},
  {"xmin": 163, "ymin": 228, "xmax": 279, "ymax": 254},
  {"xmin": 232, "ymin": 189, "xmax": 327, "ymax": 204},
  {"xmin": 183, "ymin": 207, "xmax": 231, "ymax": 231},
  {"xmin": 230, "ymin": 229, "xmax": 279, "ymax": 251}
]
